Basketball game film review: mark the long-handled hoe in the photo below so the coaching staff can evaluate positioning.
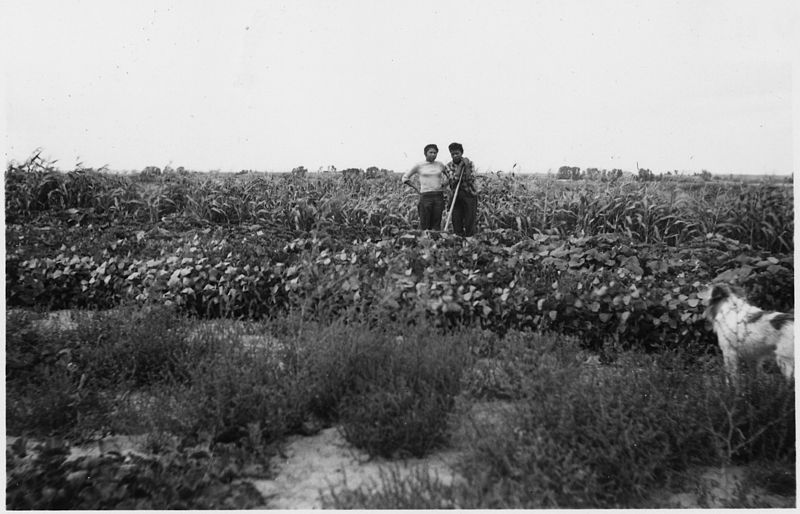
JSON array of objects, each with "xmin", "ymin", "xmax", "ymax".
[{"xmin": 443, "ymin": 173, "xmax": 463, "ymax": 232}]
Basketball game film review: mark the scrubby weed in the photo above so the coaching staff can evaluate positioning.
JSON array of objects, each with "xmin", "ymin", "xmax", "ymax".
[
  {"xmin": 296, "ymin": 316, "xmax": 472, "ymax": 458},
  {"xmin": 6, "ymin": 310, "xmax": 302, "ymax": 508},
  {"xmin": 107, "ymin": 312, "xmax": 475, "ymax": 459},
  {"xmin": 347, "ymin": 334, "xmax": 723, "ymax": 509},
  {"xmin": 458, "ymin": 345, "xmax": 635, "ymax": 506},
  {"xmin": 76, "ymin": 305, "xmax": 201, "ymax": 388},
  {"xmin": 290, "ymin": 317, "xmax": 395, "ymax": 423},
  {"xmin": 700, "ymin": 367, "xmax": 795, "ymax": 465},
  {"xmin": 744, "ymin": 460, "xmax": 796, "ymax": 497},
  {"xmin": 662, "ymin": 462, "xmax": 796, "ymax": 509},
  {"xmin": 338, "ymin": 379, "xmax": 454, "ymax": 459},
  {"xmin": 323, "ymin": 465, "xmax": 464, "ymax": 509},
  {"xmin": 173, "ymin": 340, "xmax": 300, "ymax": 445},
  {"xmin": 121, "ymin": 317, "xmax": 305, "ymax": 447},
  {"xmin": 5, "ymin": 305, "xmax": 216, "ymax": 438},
  {"xmin": 454, "ymin": 343, "xmax": 793, "ymax": 508},
  {"xmin": 461, "ymin": 330, "xmax": 583, "ymax": 400},
  {"xmin": 6, "ymin": 365, "xmax": 103, "ymax": 436},
  {"xmin": 6, "ymin": 310, "xmax": 105, "ymax": 436},
  {"xmin": 329, "ymin": 334, "xmax": 686, "ymax": 508}
]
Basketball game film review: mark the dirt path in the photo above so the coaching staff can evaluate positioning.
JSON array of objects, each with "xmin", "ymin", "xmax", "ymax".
[{"xmin": 252, "ymin": 427, "xmax": 462, "ymax": 509}]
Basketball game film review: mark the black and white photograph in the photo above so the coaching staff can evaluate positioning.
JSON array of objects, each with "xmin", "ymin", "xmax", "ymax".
[{"xmin": 4, "ymin": 0, "xmax": 797, "ymax": 508}]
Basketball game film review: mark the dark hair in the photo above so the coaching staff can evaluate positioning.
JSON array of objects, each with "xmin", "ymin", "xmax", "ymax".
[
  {"xmin": 448, "ymin": 142, "xmax": 463, "ymax": 153},
  {"xmin": 424, "ymin": 144, "xmax": 438, "ymax": 154}
]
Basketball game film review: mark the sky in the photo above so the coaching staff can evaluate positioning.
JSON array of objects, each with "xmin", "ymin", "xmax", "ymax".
[{"xmin": 2, "ymin": 0, "xmax": 798, "ymax": 175}]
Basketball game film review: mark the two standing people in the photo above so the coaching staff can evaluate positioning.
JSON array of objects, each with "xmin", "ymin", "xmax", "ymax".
[{"xmin": 402, "ymin": 142, "xmax": 478, "ymax": 236}]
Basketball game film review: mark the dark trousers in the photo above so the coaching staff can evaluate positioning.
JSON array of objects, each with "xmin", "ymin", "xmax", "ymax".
[
  {"xmin": 451, "ymin": 192, "xmax": 478, "ymax": 236},
  {"xmin": 418, "ymin": 192, "xmax": 444, "ymax": 230}
]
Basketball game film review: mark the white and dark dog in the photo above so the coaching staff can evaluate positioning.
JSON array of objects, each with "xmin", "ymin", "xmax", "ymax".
[{"xmin": 704, "ymin": 284, "xmax": 794, "ymax": 381}]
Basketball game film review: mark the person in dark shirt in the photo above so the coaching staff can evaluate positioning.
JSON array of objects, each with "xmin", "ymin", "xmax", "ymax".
[{"xmin": 445, "ymin": 142, "xmax": 478, "ymax": 236}]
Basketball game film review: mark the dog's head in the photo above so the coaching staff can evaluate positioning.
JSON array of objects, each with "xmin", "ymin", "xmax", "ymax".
[{"xmin": 703, "ymin": 283, "xmax": 738, "ymax": 321}]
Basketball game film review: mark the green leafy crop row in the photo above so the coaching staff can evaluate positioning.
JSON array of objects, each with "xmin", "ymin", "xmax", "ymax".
[
  {"xmin": 7, "ymin": 229, "xmax": 792, "ymax": 353},
  {"xmin": 6, "ymin": 437, "xmax": 264, "ymax": 509}
]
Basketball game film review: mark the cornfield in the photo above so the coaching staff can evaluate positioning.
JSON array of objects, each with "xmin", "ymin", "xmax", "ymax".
[{"xmin": 5, "ymin": 155, "xmax": 793, "ymax": 253}]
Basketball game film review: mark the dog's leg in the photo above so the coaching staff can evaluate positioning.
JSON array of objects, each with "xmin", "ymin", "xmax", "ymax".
[
  {"xmin": 722, "ymin": 348, "xmax": 740, "ymax": 385},
  {"xmin": 775, "ymin": 327, "xmax": 794, "ymax": 381},
  {"xmin": 775, "ymin": 354, "xmax": 793, "ymax": 380}
]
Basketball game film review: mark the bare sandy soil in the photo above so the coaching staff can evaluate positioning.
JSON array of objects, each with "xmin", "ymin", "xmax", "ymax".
[{"xmin": 252, "ymin": 426, "xmax": 462, "ymax": 509}]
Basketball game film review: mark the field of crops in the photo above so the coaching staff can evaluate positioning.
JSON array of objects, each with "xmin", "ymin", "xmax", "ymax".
[{"xmin": 5, "ymin": 155, "xmax": 795, "ymax": 508}]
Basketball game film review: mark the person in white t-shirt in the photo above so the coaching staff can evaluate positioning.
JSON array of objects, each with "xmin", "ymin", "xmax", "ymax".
[{"xmin": 402, "ymin": 144, "xmax": 449, "ymax": 230}]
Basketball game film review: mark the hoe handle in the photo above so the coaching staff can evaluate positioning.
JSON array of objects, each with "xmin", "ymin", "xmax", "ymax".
[{"xmin": 444, "ymin": 173, "xmax": 462, "ymax": 232}]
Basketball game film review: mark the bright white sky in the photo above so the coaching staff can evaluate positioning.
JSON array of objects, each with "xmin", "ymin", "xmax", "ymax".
[{"xmin": 2, "ymin": 0, "xmax": 798, "ymax": 174}]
